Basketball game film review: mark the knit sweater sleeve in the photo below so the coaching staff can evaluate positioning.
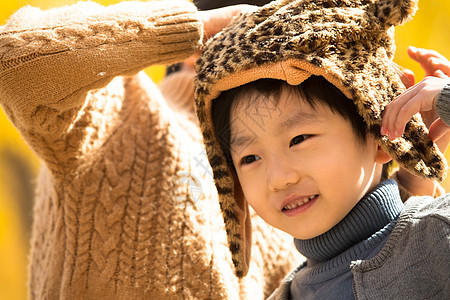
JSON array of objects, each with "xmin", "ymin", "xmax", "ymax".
[
  {"xmin": 436, "ymin": 81, "xmax": 450, "ymax": 126},
  {"xmin": 0, "ymin": 0, "xmax": 202, "ymax": 163}
]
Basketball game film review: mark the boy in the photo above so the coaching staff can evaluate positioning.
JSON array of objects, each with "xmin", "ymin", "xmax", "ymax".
[{"xmin": 194, "ymin": 0, "xmax": 449, "ymax": 299}]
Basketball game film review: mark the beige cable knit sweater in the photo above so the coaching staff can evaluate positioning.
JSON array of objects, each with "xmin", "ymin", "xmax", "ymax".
[{"xmin": 0, "ymin": 1, "xmax": 298, "ymax": 299}]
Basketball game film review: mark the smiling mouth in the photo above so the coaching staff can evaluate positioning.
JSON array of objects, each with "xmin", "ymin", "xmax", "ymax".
[{"xmin": 282, "ymin": 195, "xmax": 318, "ymax": 211}]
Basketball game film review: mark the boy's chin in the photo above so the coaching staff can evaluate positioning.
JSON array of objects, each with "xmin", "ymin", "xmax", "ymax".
[
  {"xmin": 287, "ymin": 218, "xmax": 347, "ymax": 240},
  {"xmin": 288, "ymin": 227, "xmax": 332, "ymax": 240}
]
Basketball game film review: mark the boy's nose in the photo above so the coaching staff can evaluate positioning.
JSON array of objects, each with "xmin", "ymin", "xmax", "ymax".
[{"xmin": 267, "ymin": 157, "xmax": 300, "ymax": 192}]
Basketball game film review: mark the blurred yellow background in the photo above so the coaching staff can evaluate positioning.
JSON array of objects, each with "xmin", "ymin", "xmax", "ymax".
[{"xmin": 0, "ymin": 0, "xmax": 449, "ymax": 299}]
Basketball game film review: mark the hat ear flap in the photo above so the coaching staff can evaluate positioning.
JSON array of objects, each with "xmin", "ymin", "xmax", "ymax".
[
  {"xmin": 230, "ymin": 170, "xmax": 252, "ymax": 278},
  {"xmin": 375, "ymin": 0, "xmax": 418, "ymax": 27}
]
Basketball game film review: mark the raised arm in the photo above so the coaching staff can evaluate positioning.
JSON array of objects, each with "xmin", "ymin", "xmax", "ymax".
[{"xmin": 0, "ymin": 0, "xmax": 203, "ymax": 165}]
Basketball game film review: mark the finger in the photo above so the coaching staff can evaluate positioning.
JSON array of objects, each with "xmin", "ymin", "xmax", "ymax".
[
  {"xmin": 381, "ymin": 103, "xmax": 398, "ymax": 138},
  {"xmin": 429, "ymin": 118, "xmax": 450, "ymax": 142},
  {"xmin": 391, "ymin": 62, "xmax": 416, "ymax": 88},
  {"xmin": 408, "ymin": 47, "xmax": 450, "ymax": 76},
  {"xmin": 433, "ymin": 69, "xmax": 446, "ymax": 78},
  {"xmin": 408, "ymin": 47, "xmax": 449, "ymax": 64},
  {"xmin": 382, "ymin": 87, "xmax": 410, "ymax": 136},
  {"xmin": 184, "ymin": 52, "xmax": 200, "ymax": 67},
  {"xmin": 383, "ymin": 86, "xmax": 420, "ymax": 139},
  {"xmin": 399, "ymin": 68, "xmax": 415, "ymax": 88},
  {"xmin": 381, "ymin": 94, "xmax": 400, "ymax": 136},
  {"xmin": 429, "ymin": 58, "xmax": 450, "ymax": 77},
  {"xmin": 393, "ymin": 93, "xmax": 428, "ymax": 139}
]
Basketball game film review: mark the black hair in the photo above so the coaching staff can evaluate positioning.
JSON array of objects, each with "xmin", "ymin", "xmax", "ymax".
[
  {"xmin": 165, "ymin": 62, "xmax": 183, "ymax": 76},
  {"xmin": 194, "ymin": 0, "xmax": 274, "ymax": 10},
  {"xmin": 212, "ymin": 76, "xmax": 392, "ymax": 179}
]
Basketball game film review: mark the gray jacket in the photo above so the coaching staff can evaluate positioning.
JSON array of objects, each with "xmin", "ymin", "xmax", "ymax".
[
  {"xmin": 269, "ymin": 194, "xmax": 450, "ymax": 299},
  {"xmin": 437, "ymin": 81, "xmax": 450, "ymax": 126}
]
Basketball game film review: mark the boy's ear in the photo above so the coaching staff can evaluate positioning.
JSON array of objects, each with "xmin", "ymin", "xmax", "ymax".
[{"xmin": 375, "ymin": 144, "xmax": 393, "ymax": 164}]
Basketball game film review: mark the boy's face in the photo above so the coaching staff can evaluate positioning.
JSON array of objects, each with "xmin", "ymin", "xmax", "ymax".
[{"xmin": 229, "ymin": 87, "xmax": 387, "ymax": 239}]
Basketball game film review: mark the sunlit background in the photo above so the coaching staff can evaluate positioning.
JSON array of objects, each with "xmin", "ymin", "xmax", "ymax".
[{"xmin": 1, "ymin": 1, "xmax": 449, "ymax": 299}]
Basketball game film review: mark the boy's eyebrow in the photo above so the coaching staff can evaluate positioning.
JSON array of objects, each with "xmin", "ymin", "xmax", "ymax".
[
  {"xmin": 230, "ymin": 134, "xmax": 255, "ymax": 152},
  {"xmin": 279, "ymin": 112, "xmax": 320, "ymax": 130}
]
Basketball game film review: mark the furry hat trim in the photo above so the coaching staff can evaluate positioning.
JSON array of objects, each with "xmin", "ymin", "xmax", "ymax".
[{"xmin": 194, "ymin": 0, "xmax": 447, "ymax": 277}]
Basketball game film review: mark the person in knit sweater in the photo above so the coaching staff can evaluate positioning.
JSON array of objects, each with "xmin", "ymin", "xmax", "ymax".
[
  {"xmin": 193, "ymin": 0, "xmax": 449, "ymax": 299},
  {"xmin": 0, "ymin": 1, "xmax": 302, "ymax": 299}
]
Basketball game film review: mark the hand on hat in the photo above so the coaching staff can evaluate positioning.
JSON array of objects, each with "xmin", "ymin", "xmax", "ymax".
[
  {"xmin": 381, "ymin": 47, "xmax": 450, "ymax": 196},
  {"xmin": 198, "ymin": 5, "xmax": 257, "ymax": 42},
  {"xmin": 381, "ymin": 47, "xmax": 450, "ymax": 143},
  {"xmin": 180, "ymin": 5, "xmax": 257, "ymax": 71}
]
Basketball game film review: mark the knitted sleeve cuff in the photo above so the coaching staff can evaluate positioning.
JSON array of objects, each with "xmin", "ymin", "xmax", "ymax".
[{"xmin": 436, "ymin": 80, "xmax": 450, "ymax": 126}]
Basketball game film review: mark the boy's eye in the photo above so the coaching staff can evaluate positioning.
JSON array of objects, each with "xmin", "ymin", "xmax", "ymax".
[
  {"xmin": 240, "ymin": 155, "xmax": 261, "ymax": 165},
  {"xmin": 290, "ymin": 135, "xmax": 310, "ymax": 147}
]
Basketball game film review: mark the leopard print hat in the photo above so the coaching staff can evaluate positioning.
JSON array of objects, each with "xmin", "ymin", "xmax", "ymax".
[{"xmin": 194, "ymin": 0, "xmax": 447, "ymax": 278}]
